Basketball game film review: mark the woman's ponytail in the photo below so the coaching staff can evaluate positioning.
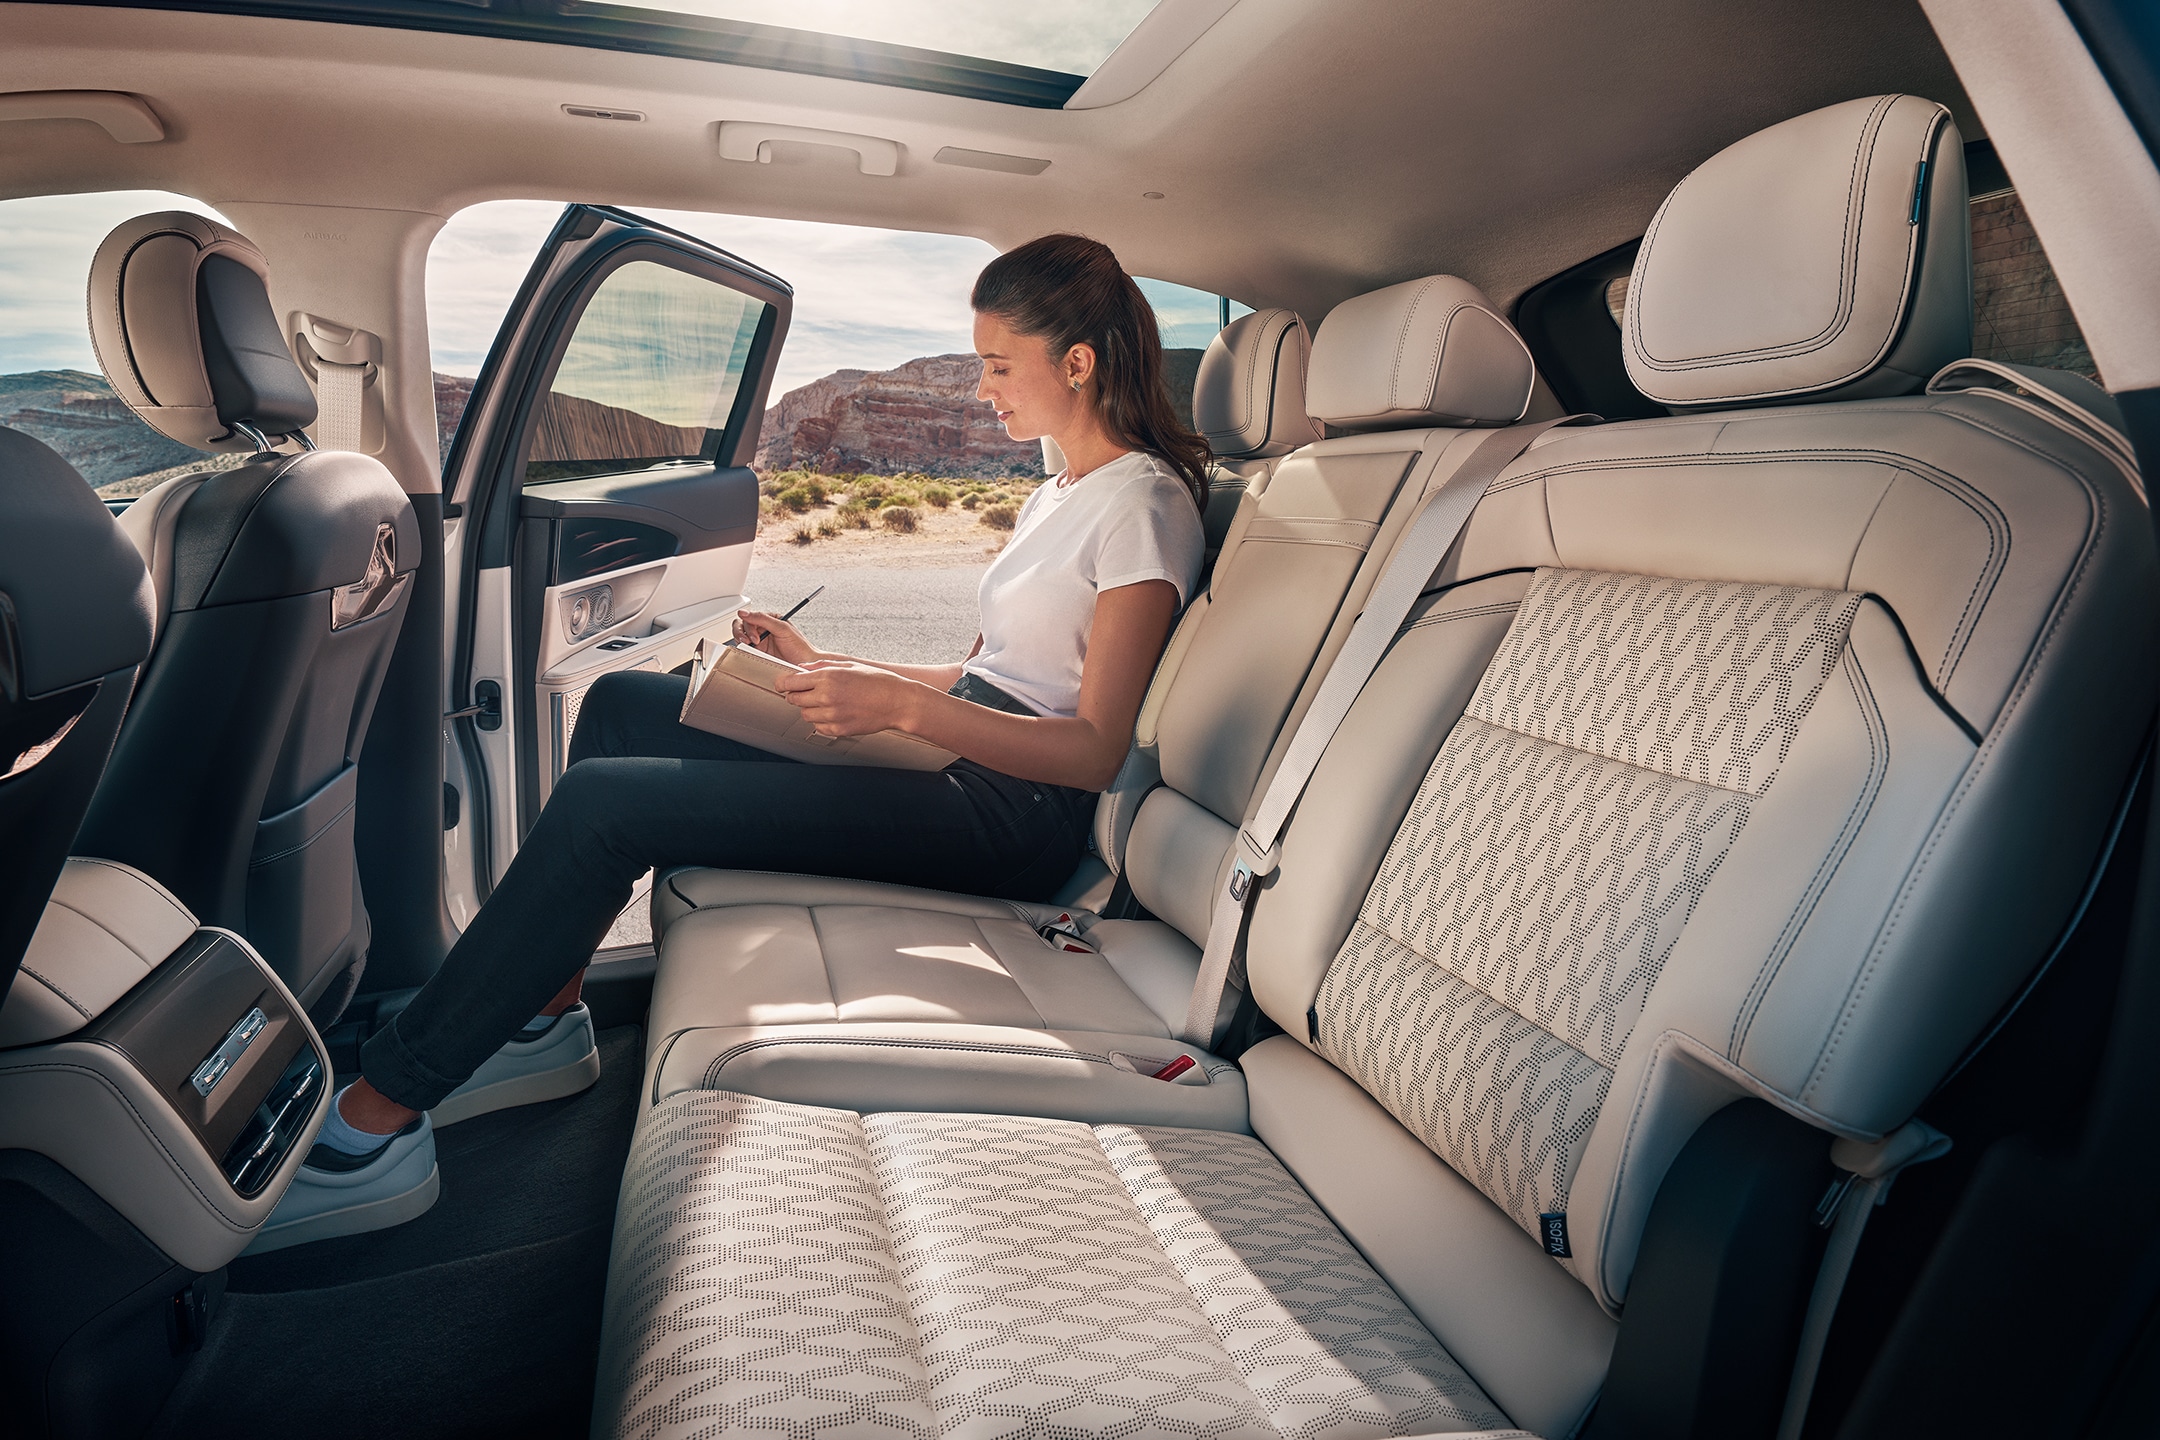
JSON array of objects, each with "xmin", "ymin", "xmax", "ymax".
[{"xmin": 971, "ymin": 234, "xmax": 1212, "ymax": 514}]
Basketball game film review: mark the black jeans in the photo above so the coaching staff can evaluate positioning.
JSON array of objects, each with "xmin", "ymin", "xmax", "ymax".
[{"xmin": 361, "ymin": 669, "xmax": 1095, "ymax": 1109}]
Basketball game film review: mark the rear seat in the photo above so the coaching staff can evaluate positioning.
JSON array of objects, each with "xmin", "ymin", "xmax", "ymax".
[
  {"xmin": 642, "ymin": 277, "xmax": 1542, "ymax": 1121},
  {"xmin": 1191, "ymin": 306, "xmax": 1322, "ymax": 568},
  {"xmin": 595, "ymin": 95, "xmax": 2155, "ymax": 1439}
]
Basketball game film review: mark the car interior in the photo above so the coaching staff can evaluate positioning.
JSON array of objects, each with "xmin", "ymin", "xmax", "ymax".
[{"xmin": 4, "ymin": 1, "xmax": 2160, "ymax": 1437}]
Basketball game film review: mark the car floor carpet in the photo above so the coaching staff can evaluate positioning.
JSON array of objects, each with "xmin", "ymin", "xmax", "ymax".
[{"xmin": 148, "ymin": 1024, "xmax": 644, "ymax": 1440}]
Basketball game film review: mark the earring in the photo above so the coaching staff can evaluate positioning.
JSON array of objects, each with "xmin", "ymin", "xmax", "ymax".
[{"xmin": 1070, "ymin": 377, "xmax": 1081, "ymax": 391}]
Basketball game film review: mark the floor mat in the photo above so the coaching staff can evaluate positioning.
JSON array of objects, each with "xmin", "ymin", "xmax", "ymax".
[{"xmin": 149, "ymin": 1024, "xmax": 643, "ymax": 1440}]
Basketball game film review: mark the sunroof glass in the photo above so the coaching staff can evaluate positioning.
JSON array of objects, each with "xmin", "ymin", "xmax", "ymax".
[{"xmin": 606, "ymin": 0, "xmax": 1161, "ymax": 76}]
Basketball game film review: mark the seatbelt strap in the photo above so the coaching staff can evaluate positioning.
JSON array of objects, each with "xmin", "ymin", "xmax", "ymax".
[
  {"xmin": 1177, "ymin": 416, "xmax": 1578, "ymax": 1047},
  {"xmin": 1775, "ymin": 1119, "xmax": 1951, "ymax": 1440},
  {"xmin": 314, "ymin": 360, "xmax": 369, "ymax": 452}
]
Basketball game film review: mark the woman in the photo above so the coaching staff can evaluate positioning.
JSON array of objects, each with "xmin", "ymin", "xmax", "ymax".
[{"xmin": 288, "ymin": 233, "xmax": 1210, "ymax": 1189}]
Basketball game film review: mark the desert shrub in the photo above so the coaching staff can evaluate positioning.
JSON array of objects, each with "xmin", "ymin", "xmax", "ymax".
[
  {"xmin": 802, "ymin": 478, "xmax": 828, "ymax": 506},
  {"xmin": 921, "ymin": 484, "xmax": 955, "ymax": 508},
  {"xmin": 778, "ymin": 486, "xmax": 815, "ymax": 513},
  {"xmin": 790, "ymin": 524, "xmax": 815, "ymax": 546},
  {"xmin": 846, "ymin": 508, "xmax": 873, "ymax": 529},
  {"xmin": 851, "ymin": 478, "xmax": 890, "ymax": 501},
  {"xmin": 817, "ymin": 518, "xmax": 840, "ymax": 538},
  {"xmin": 960, "ymin": 493, "xmax": 980, "ymax": 510},
  {"xmin": 879, "ymin": 506, "xmax": 920, "ymax": 534},
  {"xmin": 990, "ymin": 490, "xmax": 1013, "ymax": 504},
  {"xmin": 979, "ymin": 503, "xmax": 1018, "ymax": 531}
]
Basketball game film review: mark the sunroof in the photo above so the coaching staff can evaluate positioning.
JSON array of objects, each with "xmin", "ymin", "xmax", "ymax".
[
  {"xmin": 607, "ymin": 1, "xmax": 1161, "ymax": 78},
  {"xmin": 53, "ymin": 0, "xmax": 1160, "ymax": 108}
]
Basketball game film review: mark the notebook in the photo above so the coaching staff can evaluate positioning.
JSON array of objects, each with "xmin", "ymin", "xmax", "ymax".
[{"xmin": 677, "ymin": 638, "xmax": 958, "ymax": 771}]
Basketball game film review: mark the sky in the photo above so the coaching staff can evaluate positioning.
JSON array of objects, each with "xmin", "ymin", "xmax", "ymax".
[
  {"xmin": 608, "ymin": 0, "xmax": 1159, "ymax": 74},
  {"xmin": 0, "ymin": 191, "xmax": 1229, "ymax": 401}
]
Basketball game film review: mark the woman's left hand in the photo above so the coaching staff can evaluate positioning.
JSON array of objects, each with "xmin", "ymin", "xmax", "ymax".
[{"xmin": 773, "ymin": 662, "xmax": 923, "ymax": 737}]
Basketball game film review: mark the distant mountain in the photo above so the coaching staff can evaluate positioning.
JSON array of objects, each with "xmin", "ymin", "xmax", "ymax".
[
  {"xmin": 8, "ymin": 348, "xmax": 1209, "ymax": 493},
  {"xmin": 0, "ymin": 369, "xmax": 201, "ymax": 488},
  {"xmin": 756, "ymin": 349, "xmax": 1204, "ymax": 479}
]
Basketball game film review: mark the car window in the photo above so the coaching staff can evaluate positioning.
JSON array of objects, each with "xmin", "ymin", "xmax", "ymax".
[
  {"xmin": 523, "ymin": 259, "xmax": 771, "ymax": 485},
  {"xmin": 0, "ymin": 190, "xmax": 248, "ymax": 499}
]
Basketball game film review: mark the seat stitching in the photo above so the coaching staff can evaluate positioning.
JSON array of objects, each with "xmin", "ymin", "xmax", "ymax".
[
  {"xmin": 1630, "ymin": 95, "xmax": 1898, "ymax": 373},
  {"xmin": 1389, "ymin": 278, "xmax": 1446, "ymax": 412},
  {"xmin": 13, "ymin": 965, "xmax": 93, "ymax": 1018},
  {"xmin": 805, "ymin": 905, "xmax": 841, "ymax": 1018},
  {"xmin": 1802, "ymin": 416, "xmax": 2113, "ymax": 1103},
  {"xmin": 1488, "ymin": 445, "xmax": 2010, "ymax": 689},
  {"xmin": 7, "ymin": 1059, "xmax": 255, "ymax": 1232},
  {"xmin": 971, "ymin": 916, "xmax": 1048, "ymax": 1029},
  {"xmin": 1729, "ymin": 645, "xmax": 1888, "ymax": 1057},
  {"xmin": 699, "ymin": 1032, "xmax": 1236, "ymax": 1084}
]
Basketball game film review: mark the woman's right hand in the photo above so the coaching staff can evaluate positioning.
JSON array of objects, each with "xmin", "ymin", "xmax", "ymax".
[{"xmin": 732, "ymin": 609, "xmax": 820, "ymax": 665}]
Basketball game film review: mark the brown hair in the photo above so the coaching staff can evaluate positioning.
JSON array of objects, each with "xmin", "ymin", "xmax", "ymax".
[{"xmin": 971, "ymin": 233, "xmax": 1210, "ymax": 513}]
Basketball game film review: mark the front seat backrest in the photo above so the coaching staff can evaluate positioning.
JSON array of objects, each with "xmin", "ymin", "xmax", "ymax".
[
  {"xmin": 0, "ymin": 429, "xmax": 155, "ymax": 1003},
  {"xmin": 73, "ymin": 212, "xmax": 420, "ymax": 1019}
]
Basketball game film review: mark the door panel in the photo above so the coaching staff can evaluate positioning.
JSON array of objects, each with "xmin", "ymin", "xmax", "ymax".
[{"xmin": 443, "ymin": 205, "xmax": 790, "ymax": 895}]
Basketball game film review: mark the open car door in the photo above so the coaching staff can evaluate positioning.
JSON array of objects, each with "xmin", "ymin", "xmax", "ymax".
[{"xmin": 440, "ymin": 205, "xmax": 789, "ymax": 913}]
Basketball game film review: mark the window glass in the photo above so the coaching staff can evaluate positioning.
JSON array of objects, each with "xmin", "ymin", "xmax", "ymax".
[
  {"xmin": 1136, "ymin": 277, "xmax": 1247, "ymax": 423},
  {"xmin": 523, "ymin": 260, "xmax": 769, "ymax": 484},
  {"xmin": 0, "ymin": 190, "xmax": 245, "ymax": 499},
  {"xmin": 607, "ymin": 0, "xmax": 1159, "ymax": 76}
]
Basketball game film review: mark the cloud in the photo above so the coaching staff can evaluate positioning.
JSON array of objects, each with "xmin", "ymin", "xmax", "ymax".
[
  {"xmin": 428, "ymin": 201, "xmax": 1231, "ymax": 400},
  {"xmin": 0, "ymin": 191, "xmax": 231, "ymax": 374},
  {"xmin": 0, "ymin": 188, "xmax": 1226, "ymax": 405},
  {"xmin": 609, "ymin": 0, "xmax": 1158, "ymax": 74},
  {"xmin": 426, "ymin": 201, "xmax": 1004, "ymax": 398}
]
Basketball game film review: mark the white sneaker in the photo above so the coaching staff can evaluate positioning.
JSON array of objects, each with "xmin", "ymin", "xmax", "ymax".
[
  {"xmin": 245, "ymin": 1114, "xmax": 439, "ymax": 1255},
  {"xmin": 429, "ymin": 1002, "xmax": 601, "ymax": 1127}
]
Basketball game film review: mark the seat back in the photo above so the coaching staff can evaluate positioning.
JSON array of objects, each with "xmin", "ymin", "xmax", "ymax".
[
  {"xmin": 72, "ymin": 212, "xmax": 419, "ymax": 1016},
  {"xmin": 0, "ymin": 428, "xmax": 155, "ymax": 1006},
  {"xmin": 1190, "ymin": 306, "xmax": 1322, "ymax": 566},
  {"xmin": 1233, "ymin": 94, "xmax": 2154, "ymax": 1431},
  {"xmin": 1112, "ymin": 276, "xmax": 1540, "ymax": 944}
]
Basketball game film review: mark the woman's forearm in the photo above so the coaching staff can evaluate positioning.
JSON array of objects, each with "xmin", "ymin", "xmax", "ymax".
[
  {"xmin": 898, "ymin": 685, "xmax": 1123, "ymax": 790},
  {"xmin": 869, "ymin": 660, "xmax": 969, "ymax": 688}
]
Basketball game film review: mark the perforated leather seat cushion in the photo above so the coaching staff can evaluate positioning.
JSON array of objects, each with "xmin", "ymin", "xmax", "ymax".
[{"xmin": 596, "ymin": 1090, "xmax": 1531, "ymax": 1440}]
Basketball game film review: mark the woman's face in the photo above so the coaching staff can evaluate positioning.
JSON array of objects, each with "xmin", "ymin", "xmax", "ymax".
[{"xmin": 974, "ymin": 311, "xmax": 1091, "ymax": 443}]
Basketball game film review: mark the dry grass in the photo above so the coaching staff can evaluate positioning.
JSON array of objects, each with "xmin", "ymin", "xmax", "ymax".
[{"xmin": 751, "ymin": 468, "xmax": 1039, "ymax": 555}]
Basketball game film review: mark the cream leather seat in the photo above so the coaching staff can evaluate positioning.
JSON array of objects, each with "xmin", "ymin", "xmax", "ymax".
[
  {"xmin": 641, "ymin": 276, "xmax": 1541, "ymax": 1119},
  {"xmin": 595, "ymin": 95, "xmax": 2153, "ymax": 1440},
  {"xmin": 1191, "ymin": 306, "xmax": 1322, "ymax": 567}
]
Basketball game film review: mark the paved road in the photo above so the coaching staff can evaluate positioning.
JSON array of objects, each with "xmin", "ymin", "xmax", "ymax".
[{"xmin": 740, "ymin": 563, "xmax": 987, "ymax": 665}]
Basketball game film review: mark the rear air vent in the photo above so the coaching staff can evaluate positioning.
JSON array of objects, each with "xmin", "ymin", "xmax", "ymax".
[
  {"xmin": 934, "ymin": 147, "xmax": 1050, "ymax": 176},
  {"xmin": 563, "ymin": 105, "xmax": 645, "ymax": 122}
]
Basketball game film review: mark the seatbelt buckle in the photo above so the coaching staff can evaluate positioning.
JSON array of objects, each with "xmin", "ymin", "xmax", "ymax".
[
  {"xmin": 1035, "ymin": 911, "xmax": 1096, "ymax": 954},
  {"xmin": 1226, "ymin": 832, "xmax": 1282, "ymax": 904}
]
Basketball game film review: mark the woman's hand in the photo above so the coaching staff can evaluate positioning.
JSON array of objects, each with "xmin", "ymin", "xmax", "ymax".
[
  {"xmin": 774, "ymin": 662, "xmax": 925, "ymax": 737},
  {"xmin": 732, "ymin": 609, "xmax": 821, "ymax": 665}
]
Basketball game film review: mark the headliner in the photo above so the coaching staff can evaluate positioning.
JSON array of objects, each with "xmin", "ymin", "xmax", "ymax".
[{"xmin": 0, "ymin": 0, "xmax": 1971, "ymax": 319}]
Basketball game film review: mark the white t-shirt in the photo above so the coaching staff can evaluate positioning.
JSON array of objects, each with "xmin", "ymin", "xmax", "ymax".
[{"xmin": 961, "ymin": 450, "xmax": 1204, "ymax": 719}]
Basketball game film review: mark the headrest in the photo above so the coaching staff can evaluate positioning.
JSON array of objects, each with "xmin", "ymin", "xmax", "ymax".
[
  {"xmin": 1306, "ymin": 275, "xmax": 1535, "ymax": 432},
  {"xmin": 1192, "ymin": 308, "xmax": 1322, "ymax": 458},
  {"xmin": 0, "ymin": 428, "xmax": 154, "ymax": 700},
  {"xmin": 1624, "ymin": 94, "xmax": 1971, "ymax": 409},
  {"xmin": 88, "ymin": 212, "xmax": 318, "ymax": 452}
]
